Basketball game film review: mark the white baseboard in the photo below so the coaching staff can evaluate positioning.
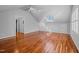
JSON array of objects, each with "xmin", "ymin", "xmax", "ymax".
[{"xmin": 0, "ymin": 35, "xmax": 15, "ymax": 39}]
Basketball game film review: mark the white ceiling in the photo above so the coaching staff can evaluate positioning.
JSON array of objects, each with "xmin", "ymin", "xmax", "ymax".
[
  {"xmin": 0, "ymin": 5, "xmax": 72, "ymax": 22},
  {"xmin": 0, "ymin": 5, "xmax": 25, "ymax": 12},
  {"xmin": 29, "ymin": 5, "xmax": 72, "ymax": 22}
]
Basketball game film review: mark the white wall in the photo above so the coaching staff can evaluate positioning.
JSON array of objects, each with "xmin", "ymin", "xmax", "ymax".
[
  {"xmin": 39, "ymin": 22, "xmax": 68, "ymax": 33},
  {"xmin": 0, "ymin": 9, "xmax": 39, "ymax": 39},
  {"xmin": 0, "ymin": 9, "xmax": 25, "ymax": 39},
  {"xmin": 30, "ymin": 5, "xmax": 72, "ymax": 34},
  {"xmin": 70, "ymin": 5, "xmax": 79, "ymax": 48},
  {"xmin": 0, "ymin": 5, "xmax": 72, "ymax": 39},
  {"xmin": 24, "ymin": 11, "xmax": 39, "ymax": 33}
]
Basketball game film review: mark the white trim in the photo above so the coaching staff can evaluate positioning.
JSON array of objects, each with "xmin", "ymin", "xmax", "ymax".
[{"xmin": 0, "ymin": 35, "xmax": 15, "ymax": 39}]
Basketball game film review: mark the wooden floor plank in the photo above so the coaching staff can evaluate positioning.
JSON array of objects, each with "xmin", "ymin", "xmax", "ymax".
[{"xmin": 0, "ymin": 31, "xmax": 78, "ymax": 53}]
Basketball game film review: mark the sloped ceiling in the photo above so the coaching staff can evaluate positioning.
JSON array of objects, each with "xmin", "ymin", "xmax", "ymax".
[
  {"xmin": 28, "ymin": 5, "xmax": 72, "ymax": 22},
  {"xmin": 0, "ymin": 5, "xmax": 72, "ymax": 22},
  {"xmin": 0, "ymin": 5, "xmax": 25, "ymax": 12}
]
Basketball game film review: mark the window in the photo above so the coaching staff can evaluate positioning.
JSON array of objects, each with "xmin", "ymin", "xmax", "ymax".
[
  {"xmin": 46, "ymin": 16, "xmax": 54, "ymax": 22},
  {"xmin": 71, "ymin": 8, "xmax": 78, "ymax": 33}
]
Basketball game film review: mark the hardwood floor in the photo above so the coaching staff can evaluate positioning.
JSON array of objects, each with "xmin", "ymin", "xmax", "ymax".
[{"xmin": 0, "ymin": 31, "xmax": 78, "ymax": 53}]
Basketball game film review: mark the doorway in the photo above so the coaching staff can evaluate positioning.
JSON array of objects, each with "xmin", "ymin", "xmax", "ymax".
[{"xmin": 16, "ymin": 17, "xmax": 24, "ymax": 42}]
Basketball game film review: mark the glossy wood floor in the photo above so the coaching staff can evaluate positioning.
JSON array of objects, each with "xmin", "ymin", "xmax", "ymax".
[{"xmin": 0, "ymin": 31, "xmax": 78, "ymax": 53}]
